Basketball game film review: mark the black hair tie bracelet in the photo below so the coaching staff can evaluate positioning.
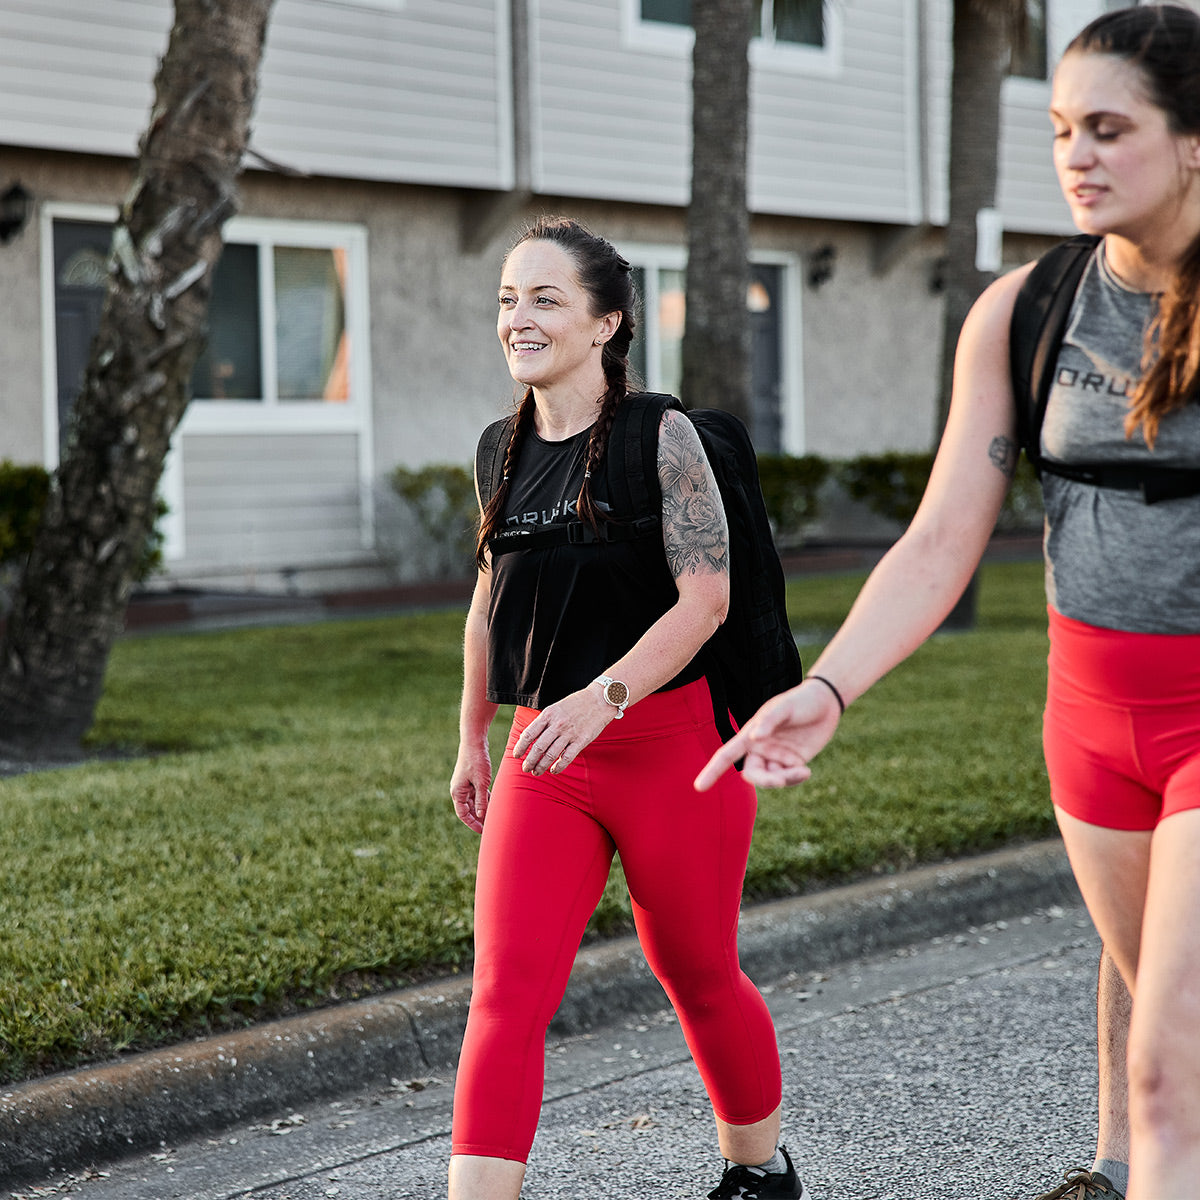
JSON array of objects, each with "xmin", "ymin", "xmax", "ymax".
[{"xmin": 807, "ymin": 674, "xmax": 845, "ymax": 715}]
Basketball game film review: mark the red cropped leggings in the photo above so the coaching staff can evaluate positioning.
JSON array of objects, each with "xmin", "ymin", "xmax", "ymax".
[
  {"xmin": 1044, "ymin": 607, "xmax": 1200, "ymax": 831},
  {"xmin": 451, "ymin": 677, "xmax": 783, "ymax": 1163}
]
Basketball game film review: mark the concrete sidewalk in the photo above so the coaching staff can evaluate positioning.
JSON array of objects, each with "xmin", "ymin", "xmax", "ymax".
[{"xmin": 0, "ymin": 839, "xmax": 1081, "ymax": 1192}]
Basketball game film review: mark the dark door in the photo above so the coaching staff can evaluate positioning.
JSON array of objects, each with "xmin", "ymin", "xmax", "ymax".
[
  {"xmin": 748, "ymin": 263, "xmax": 783, "ymax": 453},
  {"xmin": 53, "ymin": 220, "xmax": 112, "ymax": 451}
]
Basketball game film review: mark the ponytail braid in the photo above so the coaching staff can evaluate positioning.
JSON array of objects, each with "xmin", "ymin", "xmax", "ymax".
[
  {"xmin": 577, "ymin": 336, "xmax": 635, "ymax": 533},
  {"xmin": 1126, "ymin": 231, "xmax": 1200, "ymax": 448},
  {"xmin": 474, "ymin": 388, "xmax": 536, "ymax": 568}
]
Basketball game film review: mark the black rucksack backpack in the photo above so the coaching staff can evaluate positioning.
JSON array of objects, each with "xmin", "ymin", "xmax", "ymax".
[
  {"xmin": 476, "ymin": 391, "xmax": 802, "ymax": 742},
  {"xmin": 1009, "ymin": 233, "xmax": 1200, "ymax": 504}
]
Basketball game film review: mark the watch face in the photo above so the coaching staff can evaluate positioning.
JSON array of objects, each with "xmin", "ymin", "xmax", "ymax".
[{"xmin": 604, "ymin": 680, "xmax": 629, "ymax": 707}]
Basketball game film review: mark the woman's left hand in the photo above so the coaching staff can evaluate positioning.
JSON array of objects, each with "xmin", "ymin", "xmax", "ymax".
[{"xmin": 512, "ymin": 687, "xmax": 615, "ymax": 776}]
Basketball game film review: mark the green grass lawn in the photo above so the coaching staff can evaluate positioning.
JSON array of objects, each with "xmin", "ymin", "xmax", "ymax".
[{"xmin": 0, "ymin": 559, "xmax": 1053, "ymax": 1085}]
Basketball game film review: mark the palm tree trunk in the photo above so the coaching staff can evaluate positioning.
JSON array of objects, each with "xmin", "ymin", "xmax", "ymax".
[
  {"xmin": 936, "ymin": 0, "xmax": 1012, "ymax": 436},
  {"xmin": 0, "ymin": 0, "xmax": 275, "ymax": 760},
  {"xmin": 935, "ymin": 0, "xmax": 1019, "ymax": 632},
  {"xmin": 681, "ymin": 0, "xmax": 754, "ymax": 425}
]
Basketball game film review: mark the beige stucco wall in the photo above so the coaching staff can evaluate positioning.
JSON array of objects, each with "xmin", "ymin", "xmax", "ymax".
[{"xmin": 0, "ymin": 147, "xmax": 1057, "ymax": 588}]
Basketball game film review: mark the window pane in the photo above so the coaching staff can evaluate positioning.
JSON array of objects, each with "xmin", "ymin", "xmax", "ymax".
[
  {"xmin": 53, "ymin": 220, "xmax": 111, "ymax": 444},
  {"xmin": 275, "ymin": 246, "xmax": 350, "ymax": 402},
  {"xmin": 191, "ymin": 243, "xmax": 262, "ymax": 401},
  {"xmin": 657, "ymin": 268, "xmax": 686, "ymax": 399},
  {"xmin": 773, "ymin": 0, "xmax": 824, "ymax": 46},
  {"xmin": 1010, "ymin": 0, "xmax": 1047, "ymax": 79},
  {"xmin": 748, "ymin": 264, "xmax": 783, "ymax": 452},
  {"xmin": 642, "ymin": 0, "xmax": 690, "ymax": 23},
  {"xmin": 642, "ymin": 0, "xmax": 821, "ymax": 45},
  {"xmin": 630, "ymin": 262, "xmax": 783, "ymax": 449}
]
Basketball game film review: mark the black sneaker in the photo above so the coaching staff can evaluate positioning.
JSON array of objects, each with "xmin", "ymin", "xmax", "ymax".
[{"xmin": 707, "ymin": 1144, "xmax": 810, "ymax": 1199}]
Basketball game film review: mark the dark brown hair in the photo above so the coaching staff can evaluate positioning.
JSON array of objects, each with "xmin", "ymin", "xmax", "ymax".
[
  {"xmin": 475, "ymin": 216, "xmax": 638, "ymax": 567},
  {"xmin": 1066, "ymin": 4, "xmax": 1200, "ymax": 446}
]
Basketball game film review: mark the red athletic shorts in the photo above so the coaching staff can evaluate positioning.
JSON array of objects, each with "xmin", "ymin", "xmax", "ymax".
[{"xmin": 1043, "ymin": 607, "xmax": 1200, "ymax": 831}]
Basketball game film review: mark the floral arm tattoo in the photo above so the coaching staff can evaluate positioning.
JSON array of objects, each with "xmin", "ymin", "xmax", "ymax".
[
  {"xmin": 657, "ymin": 410, "xmax": 730, "ymax": 579},
  {"xmin": 988, "ymin": 435, "xmax": 1018, "ymax": 479}
]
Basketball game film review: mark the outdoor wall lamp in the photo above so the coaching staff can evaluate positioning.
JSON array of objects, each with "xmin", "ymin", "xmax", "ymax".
[
  {"xmin": 807, "ymin": 244, "xmax": 836, "ymax": 289},
  {"xmin": 928, "ymin": 255, "xmax": 947, "ymax": 294},
  {"xmin": 0, "ymin": 182, "xmax": 33, "ymax": 245}
]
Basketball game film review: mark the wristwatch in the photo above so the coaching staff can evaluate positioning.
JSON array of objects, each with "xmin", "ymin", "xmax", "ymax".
[{"xmin": 593, "ymin": 674, "xmax": 629, "ymax": 719}]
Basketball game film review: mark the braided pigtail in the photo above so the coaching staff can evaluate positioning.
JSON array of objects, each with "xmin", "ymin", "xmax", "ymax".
[
  {"xmin": 1126, "ymin": 231, "xmax": 1200, "ymax": 448},
  {"xmin": 475, "ymin": 388, "xmax": 535, "ymax": 569},
  {"xmin": 577, "ymin": 322, "xmax": 637, "ymax": 531},
  {"xmin": 577, "ymin": 381, "xmax": 624, "ymax": 534}
]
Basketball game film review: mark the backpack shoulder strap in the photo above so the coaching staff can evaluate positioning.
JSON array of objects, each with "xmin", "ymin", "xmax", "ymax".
[
  {"xmin": 475, "ymin": 415, "xmax": 517, "ymax": 509},
  {"xmin": 1008, "ymin": 236, "xmax": 1200, "ymax": 503},
  {"xmin": 1010, "ymin": 234, "xmax": 1100, "ymax": 472},
  {"xmin": 605, "ymin": 392, "xmax": 682, "ymax": 520}
]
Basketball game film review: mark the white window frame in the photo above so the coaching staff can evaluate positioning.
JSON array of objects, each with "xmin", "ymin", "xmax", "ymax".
[
  {"xmin": 627, "ymin": 243, "xmax": 807, "ymax": 454},
  {"xmin": 620, "ymin": 0, "xmax": 843, "ymax": 78},
  {"xmin": 1003, "ymin": 2, "xmax": 1081, "ymax": 118},
  {"xmin": 1007, "ymin": 0, "xmax": 1049, "ymax": 82},
  {"xmin": 181, "ymin": 217, "xmax": 371, "ymax": 433},
  {"xmin": 181, "ymin": 216, "xmax": 376, "ymax": 551},
  {"xmin": 39, "ymin": 206, "xmax": 376, "ymax": 560},
  {"xmin": 316, "ymin": 0, "xmax": 405, "ymax": 10}
]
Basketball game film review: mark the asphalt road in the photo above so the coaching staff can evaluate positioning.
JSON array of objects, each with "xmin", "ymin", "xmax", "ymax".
[{"xmin": 23, "ymin": 899, "xmax": 1103, "ymax": 1200}]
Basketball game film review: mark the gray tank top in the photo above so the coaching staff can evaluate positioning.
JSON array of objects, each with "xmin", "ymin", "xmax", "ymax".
[{"xmin": 1040, "ymin": 243, "xmax": 1200, "ymax": 634}]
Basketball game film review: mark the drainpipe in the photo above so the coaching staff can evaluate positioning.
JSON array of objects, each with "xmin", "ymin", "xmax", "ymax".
[
  {"xmin": 460, "ymin": 0, "xmax": 534, "ymax": 254},
  {"xmin": 872, "ymin": 0, "xmax": 933, "ymax": 275}
]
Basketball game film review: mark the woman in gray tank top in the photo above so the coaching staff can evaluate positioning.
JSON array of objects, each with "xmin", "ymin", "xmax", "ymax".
[{"xmin": 698, "ymin": 9, "xmax": 1200, "ymax": 1200}]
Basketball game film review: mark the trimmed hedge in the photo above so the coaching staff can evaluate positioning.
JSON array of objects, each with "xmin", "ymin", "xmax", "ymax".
[
  {"xmin": 0, "ymin": 460, "xmax": 167, "ymax": 586},
  {"xmin": 390, "ymin": 463, "xmax": 479, "ymax": 577},
  {"xmin": 387, "ymin": 448, "xmax": 1043, "ymax": 563},
  {"xmin": 0, "ymin": 460, "xmax": 51, "ymax": 566},
  {"xmin": 756, "ymin": 453, "xmax": 831, "ymax": 545},
  {"xmin": 835, "ymin": 450, "xmax": 1043, "ymax": 533}
]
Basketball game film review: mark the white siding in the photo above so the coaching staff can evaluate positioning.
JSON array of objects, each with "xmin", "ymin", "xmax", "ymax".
[
  {"xmin": 750, "ymin": 0, "xmax": 920, "ymax": 221},
  {"xmin": 922, "ymin": 0, "xmax": 951, "ymax": 226},
  {"xmin": 0, "ymin": 1, "xmax": 171, "ymax": 156},
  {"xmin": 179, "ymin": 432, "xmax": 368, "ymax": 572},
  {"xmin": 531, "ymin": 0, "xmax": 690, "ymax": 207},
  {"xmin": 254, "ymin": 0, "xmax": 510, "ymax": 187},
  {"xmin": 998, "ymin": 80, "xmax": 1073, "ymax": 235},
  {"xmin": 533, "ymin": 0, "xmax": 922, "ymax": 222},
  {"xmin": 0, "ymin": 0, "xmax": 510, "ymax": 190}
]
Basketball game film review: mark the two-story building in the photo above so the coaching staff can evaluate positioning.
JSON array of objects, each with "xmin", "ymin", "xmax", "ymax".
[{"xmin": 0, "ymin": 0, "xmax": 1109, "ymax": 592}]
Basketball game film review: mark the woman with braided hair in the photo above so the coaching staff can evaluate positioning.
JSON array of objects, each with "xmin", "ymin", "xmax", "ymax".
[{"xmin": 447, "ymin": 216, "xmax": 809, "ymax": 1200}]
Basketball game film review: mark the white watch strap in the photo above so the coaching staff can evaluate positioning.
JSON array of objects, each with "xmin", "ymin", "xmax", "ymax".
[{"xmin": 593, "ymin": 674, "xmax": 629, "ymax": 717}]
